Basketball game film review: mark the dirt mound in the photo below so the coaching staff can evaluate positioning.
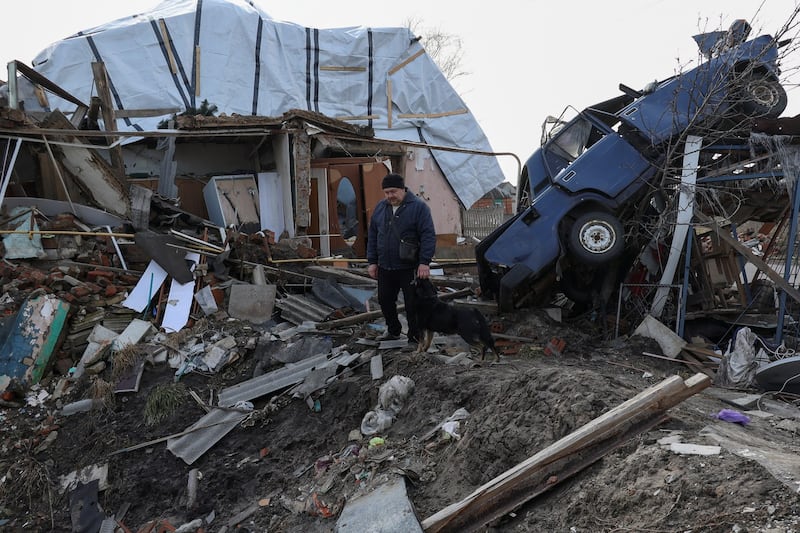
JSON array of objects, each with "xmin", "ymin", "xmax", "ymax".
[{"xmin": 1, "ymin": 308, "xmax": 799, "ymax": 532}]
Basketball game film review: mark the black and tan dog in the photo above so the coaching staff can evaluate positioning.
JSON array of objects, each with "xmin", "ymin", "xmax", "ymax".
[{"xmin": 409, "ymin": 278, "xmax": 498, "ymax": 362}]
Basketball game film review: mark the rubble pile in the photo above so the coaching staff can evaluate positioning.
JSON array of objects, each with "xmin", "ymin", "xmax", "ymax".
[{"xmin": 1, "ymin": 6, "xmax": 800, "ymax": 529}]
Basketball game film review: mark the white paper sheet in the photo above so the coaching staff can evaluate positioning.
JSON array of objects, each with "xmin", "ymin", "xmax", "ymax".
[
  {"xmin": 122, "ymin": 260, "xmax": 168, "ymax": 313},
  {"xmin": 161, "ymin": 253, "xmax": 201, "ymax": 333}
]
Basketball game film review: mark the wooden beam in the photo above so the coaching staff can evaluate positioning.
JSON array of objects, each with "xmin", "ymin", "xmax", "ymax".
[
  {"xmin": 398, "ymin": 109, "xmax": 468, "ymax": 120},
  {"xmin": 160, "ymin": 19, "xmax": 178, "ymax": 74},
  {"xmin": 10, "ymin": 60, "xmax": 88, "ymax": 109},
  {"xmin": 114, "ymin": 107, "xmax": 181, "ymax": 119},
  {"xmin": 195, "ymin": 45, "xmax": 201, "ymax": 97},
  {"xmin": 388, "ymin": 49, "xmax": 425, "ymax": 75},
  {"xmin": 335, "ymin": 114, "xmax": 380, "ymax": 121},
  {"xmin": 316, "ymin": 288, "xmax": 473, "ymax": 330},
  {"xmin": 421, "ymin": 373, "xmax": 711, "ymax": 532},
  {"xmin": 303, "ymin": 265, "xmax": 377, "ymax": 286},
  {"xmin": 678, "ymin": 350, "xmax": 716, "ymax": 378},
  {"xmin": 387, "ymin": 79, "xmax": 393, "ymax": 129},
  {"xmin": 320, "ymin": 66, "xmax": 367, "ymax": 72},
  {"xmin": 91, "ymin": 62, "xmax": 127, "ymax": 187}
]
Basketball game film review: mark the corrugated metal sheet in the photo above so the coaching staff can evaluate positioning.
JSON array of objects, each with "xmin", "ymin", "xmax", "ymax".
[
  {"xmin": 218, "ymin": 352, "xmax": 331, "ymax": 407},
  {"xmin": 275, "ymin": 294, "xmax": 333, "ymax": 325},
  {"xmin": 169, "ymin": 350, "xmax": 359, "ymax": 464},
  {"xmin": 166, "ymin": 407, "xmax": 249, "ymax": 465}
]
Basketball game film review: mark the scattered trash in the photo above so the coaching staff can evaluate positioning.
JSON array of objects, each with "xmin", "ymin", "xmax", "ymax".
[
  {"xmin": 361, "ymin": 375, "xmax": 415, "ymax": 435},
  {"xmin": 60, "ymin": 398, "xmax": 102, "ymax": 416},
  {"xmin": 716, "ymin": 327, "xmax": 764, "ymax": 388},
  {"xmin": 716, "ymin": 409, "xmax": 751, "ymax": 425},
  {"xmin": 669, "ymin": 442, "xmax": 722, "ymax": 456},
  {"xmin": 441, "ymin": 421, "xmax": 461, "ymax": 439},
  {"xmin": 422, "ymin": 407, "xmax": 470, "ymax": 441}
]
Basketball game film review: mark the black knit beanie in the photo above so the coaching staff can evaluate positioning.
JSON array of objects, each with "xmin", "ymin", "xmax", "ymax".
[{"xmin": 381, "ymin": 173, "xmax": 405, "ymax": 189}]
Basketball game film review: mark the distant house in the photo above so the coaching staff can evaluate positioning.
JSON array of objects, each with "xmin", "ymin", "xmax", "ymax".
[
  {"xmin": 2, "ymin": 0, "xmax": 506, "ymax": 258},
  {"xmin": 462, "ymin": 182, "xmax": 516, "ymax": 239},
  {"xmin": 469, "ymin": 181, "xmax": 516, "ymax": 214}
]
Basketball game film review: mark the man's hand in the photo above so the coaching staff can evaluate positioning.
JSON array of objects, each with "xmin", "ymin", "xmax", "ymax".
[
  {"xmin": 368, "ymin": 264, "xmax": 378, "ymax": 279},
  {"xmin": 417, "ymin": 264, "xmax": 430, "ymax": 279}
]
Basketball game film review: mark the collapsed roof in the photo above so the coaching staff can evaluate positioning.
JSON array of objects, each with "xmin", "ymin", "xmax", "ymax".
[{"xmin": 29, "ymin": 0, "xmax": 504, "ymax": 207}]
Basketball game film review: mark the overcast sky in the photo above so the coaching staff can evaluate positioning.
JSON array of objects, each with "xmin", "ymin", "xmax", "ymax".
[{"xmin": 3, "ymin": 0, "xmax": 800, "ymax": 183}]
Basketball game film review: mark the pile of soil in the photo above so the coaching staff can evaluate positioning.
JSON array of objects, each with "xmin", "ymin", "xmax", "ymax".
[{"xmin": 1, "ymin": 307, "xmax": 799, "ymax": 532}]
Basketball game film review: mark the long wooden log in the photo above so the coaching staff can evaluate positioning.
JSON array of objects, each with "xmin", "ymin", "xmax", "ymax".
[
  {"xmin": 316, "ymin": 288, "xmax": 474, "ymax": 329},
  {"xmin": 421, "ymin": 373, "xmax": 711, "ymax": 532}
]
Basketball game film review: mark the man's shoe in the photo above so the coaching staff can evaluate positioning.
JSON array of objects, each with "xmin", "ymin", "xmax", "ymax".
[{"xmin": 377, "ymin": 331, "xmax": 401, "ymax": 341}]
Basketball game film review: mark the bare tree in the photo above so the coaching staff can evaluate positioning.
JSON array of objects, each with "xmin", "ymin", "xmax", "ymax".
[{"xmin": 404, "ymin": 16, "xmax": 468, "ymax": 82}]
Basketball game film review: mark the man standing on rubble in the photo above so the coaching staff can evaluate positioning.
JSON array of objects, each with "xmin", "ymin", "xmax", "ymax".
[{"xmin": 367, "ymin": 173, "xmax": 436, "ymax": 343}]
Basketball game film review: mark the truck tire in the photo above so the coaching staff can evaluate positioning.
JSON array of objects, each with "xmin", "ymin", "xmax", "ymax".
[
  {"xmin": 738, "ymin": 74, "xmax": 787, "ymax": 118},
  {"xmin": 568, "ymin": 211, "xmax": 624, "ymax": 265},
  {"xmin": 559, "ymin": 267, "xmax": 597, "ymax": 304}
]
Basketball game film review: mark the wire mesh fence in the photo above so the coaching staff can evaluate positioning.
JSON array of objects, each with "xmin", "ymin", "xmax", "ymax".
[
  {"xmin": 461, "ymin": 207, "xmax": 509, "ymax": 239},
  {"xmin": 615, "ymin": 283, "xmax": 684, "ymax": 339}
]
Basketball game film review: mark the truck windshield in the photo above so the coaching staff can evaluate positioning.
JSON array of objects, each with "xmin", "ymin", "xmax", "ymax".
[
  {"xmin": 541, "ymin": 111, "xmax": 597, "ymax": 177},
  {"xmin": 549, "ymin": 118, "xmax": 592, "ymax": 162}
]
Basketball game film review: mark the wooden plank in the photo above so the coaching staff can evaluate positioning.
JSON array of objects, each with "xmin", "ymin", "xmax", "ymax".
[
  {"xmin": 335, "ymin": 114, "xmax": 380, "ymax": 121},
  {"xmin": 91, "ymin": 62, "xmax": 127, "ymax": 186},
  {"xmin": 320, "ymin": 66, "xmax": 367, "ymax": 72},
  {"xmin": 159, "ymin": 19, "xmax": 178, "ymax": 74},
  {"xmin": 114, "ymin": 107, "xmax": 181, "ymax": 118},
  {"xmin": 316, "ymin": 288, "xmax": 473, "ymax": 330},
  {"xmin": 195, "ymin": 45, "xmax": 201, "ymax": 97},
  {"xmin": 421, "ymin": 373, "xmax": 711, "ymax": 532},
  {"xmin": 678, "ymin": 350, "xmax": 716, "ymax": 378},
  {"xmin": 388, "ymin": 49, "xmax": 425, "ymax": 75},
  {"xmin": 387, "ymin": 79, "xmax": 393, "ymax": 129},
  {"xmin": 398, "ymin": 109, "xmax": 468, "ymax": 120},
  {"xmin": 304, "ymin": 265, "xmax": 377, "ymax": 286},
  {"xmin": 10, "ymin": 60, "xmax": 88, "ymax": 109},
  {"xmin": 683, "ymin": 344, "xmax": 722, "ymax": 360}
]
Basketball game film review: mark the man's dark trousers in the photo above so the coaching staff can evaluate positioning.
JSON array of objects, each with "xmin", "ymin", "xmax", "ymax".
[{"xmin": 377, "ymin": 267, "xmax": 418, "ymax": 340}]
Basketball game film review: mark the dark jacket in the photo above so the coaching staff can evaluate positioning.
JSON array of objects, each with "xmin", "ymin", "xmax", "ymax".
[{"xmin": 367, "ymin": 189, "xmax": 436, "ymax": 270}]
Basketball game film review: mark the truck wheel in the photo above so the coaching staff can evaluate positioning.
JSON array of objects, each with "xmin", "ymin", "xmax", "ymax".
[
  {"xmin": 559, "ymin": 267, "xmax": 598, "ymax": 304},
  {"xmin": 738, "ymin": 74, "xmax": 787, "ymax": 118},
  {"xmin": 568, "ymin": 211, "xmax": 624, "ymax": 265}
]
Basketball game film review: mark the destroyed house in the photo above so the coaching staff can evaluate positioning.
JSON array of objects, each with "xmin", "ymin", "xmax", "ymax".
[{"xmin": 1, "ymin": 0, "xmax": 505, "ymax": 258}]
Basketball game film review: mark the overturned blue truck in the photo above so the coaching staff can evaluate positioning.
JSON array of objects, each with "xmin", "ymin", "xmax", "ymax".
[{"xmin": 476, "ymin": 20, "xmax": 789, "ymax": 312}]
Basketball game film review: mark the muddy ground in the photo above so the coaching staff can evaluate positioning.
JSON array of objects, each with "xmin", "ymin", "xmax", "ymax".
[{"xmin": 2, "ymin": 304, "xmax": 800, "ymax": 532}]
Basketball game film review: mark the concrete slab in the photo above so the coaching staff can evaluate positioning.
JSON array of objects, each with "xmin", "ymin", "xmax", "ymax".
[
  {"xmin": 228, "ymin": 283, "xmax": 276, "ymax": 325},
  {"xmin": 113, "ymin": 319, "xmax": 154, "ymax": 351},
  {"xmin": 335, "ymin": 477, "xmax": 422, "ymax": 533}
]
